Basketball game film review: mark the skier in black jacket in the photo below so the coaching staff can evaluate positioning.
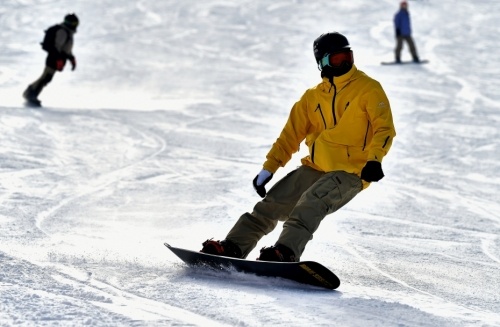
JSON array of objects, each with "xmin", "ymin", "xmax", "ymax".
[{"xmin": 23, "ymin": 13, "xmax": 79, "ymax": 106}]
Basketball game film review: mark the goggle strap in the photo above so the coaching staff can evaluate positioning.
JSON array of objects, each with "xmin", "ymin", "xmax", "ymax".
[{"xmin": 320, "ymin": 55, "xmax": 330, "ymax": 70}]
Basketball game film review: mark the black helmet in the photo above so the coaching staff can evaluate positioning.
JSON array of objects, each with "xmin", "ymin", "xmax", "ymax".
[
  {"xmin": 313, "ymin": 32, "xmax": 350, "ymax": 63},
  {"xmin": 64, "ymin": 13, "xmax": 79, "ymax": 31},
  {"xmin": 313, "ymin": 32, "xmax": 353, "ymax": 78}
]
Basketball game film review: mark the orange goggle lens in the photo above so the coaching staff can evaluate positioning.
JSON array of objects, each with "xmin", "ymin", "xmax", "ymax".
[{"xmin": 318, "ymin": 51, "xmax": 352, "ymax": 70}]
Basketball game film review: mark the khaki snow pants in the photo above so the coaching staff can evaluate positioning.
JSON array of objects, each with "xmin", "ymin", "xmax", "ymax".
[{"xmin": 226, "ymin": 165, "xmax": 363, "ymax": 260}]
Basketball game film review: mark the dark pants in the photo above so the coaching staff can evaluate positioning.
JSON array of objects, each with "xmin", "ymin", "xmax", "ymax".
[
  {"xmin": 23, "ymin": 66, "xmax": 56, "ymax": 100},
  {"xmin": 23, "ymin": 52, "xmax": 66, "ymax": 101},
  {"xmin": 395, "ymin": 35, "xmax": 419, "ymax": 62}
]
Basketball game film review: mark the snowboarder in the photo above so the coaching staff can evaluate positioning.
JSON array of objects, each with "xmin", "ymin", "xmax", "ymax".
[
  {"xmin": 23, "ymin": 13, "xmax": 79, "ymax": 106},
  {"xmin": 394, "ymin": 1, "xmax": 420, "ymax": 63},
  {"xmin": 201, "ymin": 32, "xmax": 396, "ymax": 262}
]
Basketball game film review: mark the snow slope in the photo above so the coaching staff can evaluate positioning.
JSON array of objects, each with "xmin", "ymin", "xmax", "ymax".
[{"xmin": 1, "ymin": 0, "xmax": 499, "ymax": 326}]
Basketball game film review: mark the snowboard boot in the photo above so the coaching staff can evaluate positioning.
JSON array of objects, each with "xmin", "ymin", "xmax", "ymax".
[
  {"xmin": 200, "ymin": 239, "xmax": 242, "ymax": 258},
  {"xmin": 23, "ymin": 85, "xmax": 42, "ymax": 106},
  {"xmin": 257, "ymin": 244, "xmax": 296, "ymax": 262}
]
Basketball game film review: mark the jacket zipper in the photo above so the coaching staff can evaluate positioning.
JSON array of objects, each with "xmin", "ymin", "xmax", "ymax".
[
  {"xmin": 313, "ymin": 78, "xmax": 336, "ymax": 163},
  {"xmin": 332, "ymin": 79, "xmax": 337, "ymax": 126},
  {"xmin": 315, "ymin": 104, "xmax": 327, "ymax": 129},
  {"xmin": 382, "ymin": 136, "xmax": 390, "ymax": 148}
]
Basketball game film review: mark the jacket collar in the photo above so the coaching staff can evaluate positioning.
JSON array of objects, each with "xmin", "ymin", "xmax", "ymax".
[{"xmin": 321, "ymin": 64, "xmax": 358, "ymax": 90}]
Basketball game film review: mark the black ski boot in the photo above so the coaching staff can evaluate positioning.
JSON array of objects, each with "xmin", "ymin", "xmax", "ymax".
[
  {"xmin": 200, "ymin": 239, "xmax": 242, "ymax": 258},
  {"xmin": 23, "ymin": 86, "xmax": 42, "ymax": 107},
  {"xmin": 257, "ymin": 244, "xmax": 296, "ymax": 262}
]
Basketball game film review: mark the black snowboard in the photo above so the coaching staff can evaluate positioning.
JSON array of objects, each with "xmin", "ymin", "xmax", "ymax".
[
  {"xmin": 165, "ymin": 243, "xmax": 340, "ymax": 290},
  {"xmin": 381, "ymin": 59, "xmax": 429, "ymax": 65}
]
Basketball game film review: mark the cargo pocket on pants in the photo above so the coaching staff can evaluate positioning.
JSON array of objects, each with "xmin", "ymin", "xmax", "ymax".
[{"xmin": 311, "ymin": 175, "xmax": 342, "ymax": 214}]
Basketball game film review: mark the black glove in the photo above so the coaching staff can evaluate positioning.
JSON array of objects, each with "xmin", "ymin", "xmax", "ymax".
[
  {"xmin": 252, "ymin": 169, "xmax": 273, "ymax": 198},
  {"xmin": 55, "ymin": 59, "xmax": 66, "ymax": 71},
  {"xmin": 68, "ymin": 54, "xmax": 76, "ymax": 71},
  {"xmin": 396, "ymin": 28, "xmax": 401, "ymax": 37},
  {"xmin": 361, "ymin": 161, "xmax": 384, "ymax": 182}
]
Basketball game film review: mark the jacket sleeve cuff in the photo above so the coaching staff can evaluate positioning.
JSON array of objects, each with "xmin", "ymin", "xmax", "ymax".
[{"xmin": 263, "ymin": 160, "xmax": 280, "ymax": 174}]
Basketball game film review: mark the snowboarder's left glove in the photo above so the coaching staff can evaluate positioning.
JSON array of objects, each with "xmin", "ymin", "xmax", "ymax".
[
  {"xmin": 253, "ymin": 169, "xmax": 273, "ymax": 198},
  {"xmin": 55, "ymin": 59, "xmax": 65, "ymax": 71},
  {"xmin": 361, "ymin": 161, "xmax": 384, "ymax": 182}
]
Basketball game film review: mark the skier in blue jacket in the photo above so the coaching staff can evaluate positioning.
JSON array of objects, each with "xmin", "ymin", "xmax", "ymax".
[{"xmin": 394, "ymin": 1, "xmax": 419, "ymax": 63}]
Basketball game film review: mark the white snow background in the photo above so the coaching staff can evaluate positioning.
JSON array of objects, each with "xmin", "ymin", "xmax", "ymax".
[{"xmin": 1, "ymin": 0, "xmax": 499, "ymax": 326}]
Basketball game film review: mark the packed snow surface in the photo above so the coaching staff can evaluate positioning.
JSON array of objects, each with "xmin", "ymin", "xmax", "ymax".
[{"xmin": 1, "ymin": 0, "xmax": 499, "ymax": 326}]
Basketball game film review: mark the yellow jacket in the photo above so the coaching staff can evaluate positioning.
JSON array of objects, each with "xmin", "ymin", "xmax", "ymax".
[{"xmin": 263, "ymin": 65, "xmax": 396, "ymax": 189}]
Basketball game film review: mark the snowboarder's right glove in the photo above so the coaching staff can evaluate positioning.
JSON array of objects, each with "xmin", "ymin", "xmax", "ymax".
[
  {"xmin": 361, "ymin": 161, "xmax": 384, "ymax": 182},
  {"xmin": 69, "ymin": 56, "xmax": 76, "ymax": 71},
  {"xmin": 253, "ymin": 169, "xmax": 273, "ymax": 198}
]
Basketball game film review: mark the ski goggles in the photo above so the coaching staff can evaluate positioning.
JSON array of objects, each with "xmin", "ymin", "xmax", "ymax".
[
  {"xmin": 318, "ymin": 51, "xmax": 353, "ymax": 71},
  {"xmin": 64, "ymin": 19, "xmax": 79, "ymax": 28}
]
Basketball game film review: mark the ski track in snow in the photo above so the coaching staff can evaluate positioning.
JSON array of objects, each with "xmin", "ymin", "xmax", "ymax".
[
  {"xmin": 34, "ymin": 111, "xmax": 169, "ymax": 236},
  {"xmin": 1, "ymin": 0, "xmax": 500, "ymax": 326}
]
